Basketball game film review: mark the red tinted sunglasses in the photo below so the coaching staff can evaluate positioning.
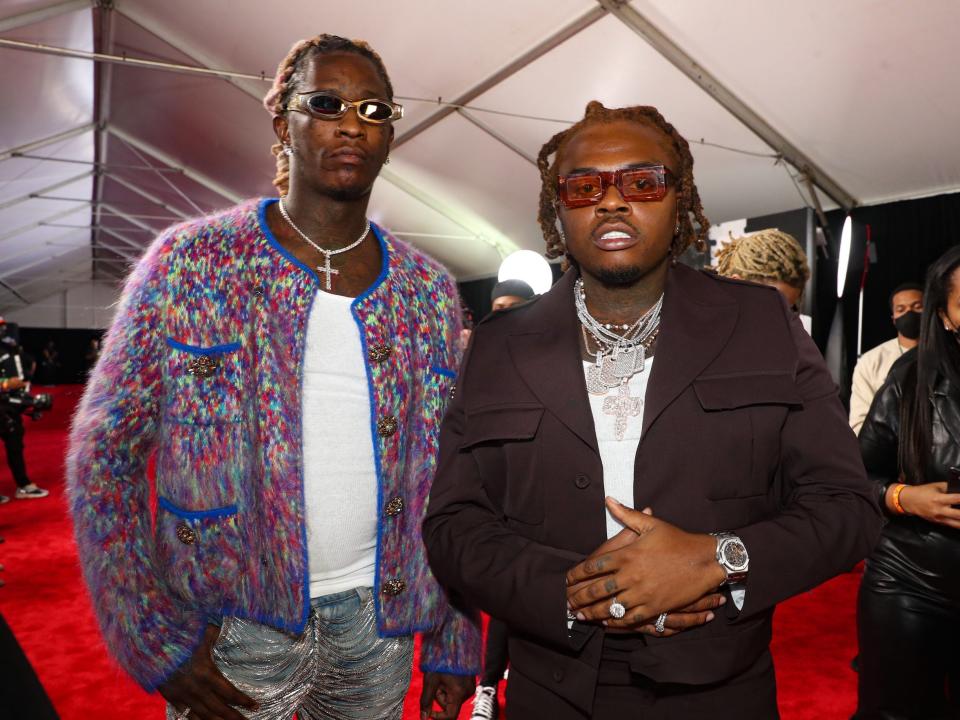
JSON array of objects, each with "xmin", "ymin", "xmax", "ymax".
[{"xmin": 557, "ymin": 164, "xmax": 675, "ymax": 209}]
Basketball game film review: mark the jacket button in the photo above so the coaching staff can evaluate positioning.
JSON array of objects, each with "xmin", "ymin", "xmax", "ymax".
[
  {"xmin": 574, "ymin": 474, "xmax": 591, "ymax": 489},
  {"xmin": 552, "ymin": 669, "xmax": 564, "ymax": 682},
  {"xmin": 368, "ymin": 344, "xmax": 392, "ymax": 363},
  {"xmin": 252, "ymin": 285, "xmax": 264, "ymax": 297},
  {"xmin": 382, "ymin": 578, "xmax": 406, "ymax": 596},
  {"xmin": 384, "ymin": 496, "xmax": 404, "ymax": 517},
  {"xmin": 187, "ymin": 355, "xmax": 219, "ymax": 378},
  {"xmin": 377, "ymin": 415, "xmax": 398, "ymax": 437},
  {"xmin": 175, "ymin": 523, "xmax": 197, "ymax": 545}
]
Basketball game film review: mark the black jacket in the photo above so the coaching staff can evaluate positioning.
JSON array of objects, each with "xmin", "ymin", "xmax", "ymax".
[{"xmin": 860, "ymin": 348, "xmax": 960, "ymax": 488}]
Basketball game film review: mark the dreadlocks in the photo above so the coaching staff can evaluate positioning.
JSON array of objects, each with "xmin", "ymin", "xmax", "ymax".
[
  {"xmin": 537, "ymin": 101, "xmax": 709, "ymax": 261},
  {"xmin": 262, "ymin": 35, "xmax": 394, "ymax": 196},
  {"xmin": 715, "ymin": 228, "xmax": 810, "ymax": 290}
]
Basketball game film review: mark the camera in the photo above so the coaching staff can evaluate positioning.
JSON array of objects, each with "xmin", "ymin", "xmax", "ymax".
[{"xmin": 0, "ymin": 388, "xmax": 54, "ymax": 421}]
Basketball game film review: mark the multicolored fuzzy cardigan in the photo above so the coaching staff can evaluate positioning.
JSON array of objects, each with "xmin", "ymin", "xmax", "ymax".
[{"xmin": 67, "ymin": 198, "xmax": 481, "ymax": 691}]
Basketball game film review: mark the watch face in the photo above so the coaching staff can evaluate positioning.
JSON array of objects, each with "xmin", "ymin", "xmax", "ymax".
[{"xmin": 721, "ymin": 540, "xmax": 749, "ymax": 571}]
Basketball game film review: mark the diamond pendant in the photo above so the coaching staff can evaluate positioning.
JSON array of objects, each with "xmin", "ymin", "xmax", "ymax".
[
  {"xmin": 613, "ymin": 347, "xmax": 636, "ymax": 379},
  {"xmin": 586, "ymin": 355, "xmax": 608, "ymax": 395},
  {"xmin": 600, "ymin": 354, "xmax": 619, "ymax": 389}
]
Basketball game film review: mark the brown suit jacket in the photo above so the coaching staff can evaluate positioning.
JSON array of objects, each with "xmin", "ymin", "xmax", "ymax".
[{"xmin": 423, "ymin": 265, "xmax": 881, "ymax": 715}]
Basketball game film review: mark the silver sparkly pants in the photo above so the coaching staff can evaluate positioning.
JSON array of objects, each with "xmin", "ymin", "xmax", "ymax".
[{"xmin": 166, "ymin": 587, "xmax": 414, "ymax": 720}]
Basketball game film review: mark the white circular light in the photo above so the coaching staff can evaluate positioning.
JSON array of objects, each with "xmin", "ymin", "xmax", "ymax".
[
  {"xmin": 498, "ymin": 250, "xmax": 553, "ymax": 295},
  {"xmin": 837, "ymin": 215, "xmax": 853, "ymax": 298}
]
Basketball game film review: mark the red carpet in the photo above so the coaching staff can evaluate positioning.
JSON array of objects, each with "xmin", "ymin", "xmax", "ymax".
[{"xmin": 0, "ymin": 385, "xmax": 859, "ymax": 719}]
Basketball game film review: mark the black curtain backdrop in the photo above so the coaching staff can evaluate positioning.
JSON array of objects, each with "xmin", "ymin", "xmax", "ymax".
[
  {"xmin": 818, "ymin": 191, "xmax": 960, "ymax": 394},
  {"xmin": 18, "ymin": 327, "xmax": 104, "ymax": 385}
]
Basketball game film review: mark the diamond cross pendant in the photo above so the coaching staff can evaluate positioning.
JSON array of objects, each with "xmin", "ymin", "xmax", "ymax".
[
  {"xmin": 317, "ymin": 253, "xmax": 339, "ymax": 290},
  {"xmin": 602, "ymin": 382, "xmax": 643, "ymax": 441}
]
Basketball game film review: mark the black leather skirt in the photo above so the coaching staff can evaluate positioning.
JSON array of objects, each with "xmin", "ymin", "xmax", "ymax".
[{"xmin": 855, "ymin": 517, "xmax": 960, "ymax": 719}]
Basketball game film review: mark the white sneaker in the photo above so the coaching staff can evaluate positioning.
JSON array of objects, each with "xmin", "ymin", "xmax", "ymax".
[
  {"xmin": 15, "ymin": 484, "xmax": 48, "ymax": 499},
  {"xmin": 469, "ymin": 684, "xmax": 498, "ymax": 720}
]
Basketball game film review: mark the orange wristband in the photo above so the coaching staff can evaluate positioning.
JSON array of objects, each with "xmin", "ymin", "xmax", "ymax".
[{"xmin": 891, "ymin": 483, "xmax": 907, "ymax": 515}]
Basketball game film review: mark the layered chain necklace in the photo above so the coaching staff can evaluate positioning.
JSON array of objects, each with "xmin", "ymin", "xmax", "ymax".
[
  {"xmin": 576, "ymin": 278, "xmax": 662, "ymax": 440},
  {"xmin": 278, "ymin": 199, "xmax": 370, "ymax": 290}
]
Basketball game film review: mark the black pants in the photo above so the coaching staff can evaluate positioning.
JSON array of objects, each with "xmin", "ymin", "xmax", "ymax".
[
  {"xmin": 0, "ymin": 412, "xmax": 29, "ymax": 489},
  {"xmin": 855, "ymin": 519, "xmax": 960, "ymax": 719},
  {"xmin": 506, "ymin": 647, "xmax": 778, "ymax": 719},
  {"xmin": 481, "ymin": 618, "xmax": 509, "ymax": 687}
]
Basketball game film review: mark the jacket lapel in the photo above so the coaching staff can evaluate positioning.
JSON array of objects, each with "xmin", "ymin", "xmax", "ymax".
[
  {"xmin": 507, "ymin": 271, "xmax": 599, "ymax": 453},
  {"xmin": 642, "ymin": 265, "xmax": 739, "ymax": 436}
]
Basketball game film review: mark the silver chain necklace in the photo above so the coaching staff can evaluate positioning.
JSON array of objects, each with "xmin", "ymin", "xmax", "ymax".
[
  {"xmin": 575, "ymin": 278, "xmax": 662, "ymax": 394},
  {"xmin": 278, "ymin": 199, "xmax": 370, "ymax": 290}
]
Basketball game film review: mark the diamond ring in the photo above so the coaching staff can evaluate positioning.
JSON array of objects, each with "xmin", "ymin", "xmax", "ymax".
[
  {"xmin": 654, "ymin": 612, "xmax": 668, "ymax": 633},
  {"xmin": 609, "ymin": 598, "xmax": 626, "ymax": 619}
]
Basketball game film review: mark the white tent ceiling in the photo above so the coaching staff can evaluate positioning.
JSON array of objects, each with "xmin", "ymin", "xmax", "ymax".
[{"xmin": 2, "ymin": 0, "xmax": 959, "ymax": 315}]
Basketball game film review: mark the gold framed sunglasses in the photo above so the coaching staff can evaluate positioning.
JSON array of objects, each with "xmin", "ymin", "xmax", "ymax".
[{"xmin": 285, "ymin": 91, "xmax": 403, "ymax": 124}]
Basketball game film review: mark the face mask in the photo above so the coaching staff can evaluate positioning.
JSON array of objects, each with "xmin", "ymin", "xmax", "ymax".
[{"xmin": 894, "ymin": 310, "xmax": 922, "ymax": 340}]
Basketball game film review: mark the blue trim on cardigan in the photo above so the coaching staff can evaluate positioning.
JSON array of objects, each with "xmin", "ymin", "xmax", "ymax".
[
  {"xmin": 165, "ymin": 337, "xmax": 241, "ymax": 355},
  {"xmin": 430, "ymin": 365, "xmax": 456, "ymax": 379},
  {"xmin": 351, "ymin": 223, "xmax": 392, "ymax": 627},
  {"xmin": 352, "ymin": 222, "xmax": 391, "ymax": 304},
  {"xmin": 157, "ymin": 496, "xmax": 237, "ymax": 519},
  {"xmin": 258, "ymin": 197, "xmax": 319, "ymax": 281}
]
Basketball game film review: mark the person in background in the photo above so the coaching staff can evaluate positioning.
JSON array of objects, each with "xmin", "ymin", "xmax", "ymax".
[
  {"xmin": 0, "ymin": 326, "xmax": 48, "ymax": 501},
  {"xmin": 714, "ymin": 228, "xmax": 812, "ymax": 333},
  {"xmin": 490, "ymin": 279, "xmax": 535, "ymax": 313},
  {"xmin": 83, "ymin": 337, "xmax": 101, "ymax": 374},
  {"xmin": 855, "ymin": 247, "xmax": 960, "ymax": 719},
  {"xmin": 848, "ymin": 283, "xmax": 924, "ymax": 434},
  {"xmin": 38, "ymin": 340, "xmax": 59, "ymax": 385}
]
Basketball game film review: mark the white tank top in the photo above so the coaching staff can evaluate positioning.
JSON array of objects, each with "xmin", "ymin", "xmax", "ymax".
[{"xmin": 302, "ymin": 290, "xmax": 378, "ymax": 598}]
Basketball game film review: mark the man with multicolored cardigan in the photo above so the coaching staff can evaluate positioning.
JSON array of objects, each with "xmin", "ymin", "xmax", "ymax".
[{"xmin": 67, "ymin": 35, "xmax": 480, "ymax": 720}]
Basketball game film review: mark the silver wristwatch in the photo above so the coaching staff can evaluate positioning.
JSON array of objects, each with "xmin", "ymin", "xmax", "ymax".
[{"xmin": 711, "ymin": 532, "xmax": 749, "ymax": 585}]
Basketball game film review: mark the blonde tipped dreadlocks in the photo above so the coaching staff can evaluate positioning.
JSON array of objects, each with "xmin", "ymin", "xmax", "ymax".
[
  {"xmin": 715, "ymin": 228, "xmax": 810, "ymax": 290},
  {"xmin": 537, "ymin": 101, "xmax": 710, "ymax": 261},
  {"xmin": 263, "ymin": 35, "xmax": 394, "ymax": 196}
]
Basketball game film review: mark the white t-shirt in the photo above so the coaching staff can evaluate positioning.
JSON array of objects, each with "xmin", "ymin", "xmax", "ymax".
[
  {"xmin": 583, "ymin": 358, "xmax": 653, "ymax": 540},
  {"xmin": 302, "ymin": 290, "xmax": 378, "ymax": 598}
]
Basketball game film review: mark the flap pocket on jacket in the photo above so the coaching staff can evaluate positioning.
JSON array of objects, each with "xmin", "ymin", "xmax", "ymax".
[
  {"xmin": 461, "ymin": 404, "xmax": 545, "ymax": 525},
  {"xmin": 693, "ymin": 373, "xmax": 799, "ymax": 500},
  {"xmin": 693, "ymin": 372, "xmax": 801, "ymax": 411},
  {"xmin": 154, "ymin": 496, "xmax": 243, "ymax": 606},
  {"xmin": 163, "ymin": 337, "xmax": 244, "ymax": 425},
  {"xmin": 460, "ymin": 404, "xmax": 545, "ymax": 450}
]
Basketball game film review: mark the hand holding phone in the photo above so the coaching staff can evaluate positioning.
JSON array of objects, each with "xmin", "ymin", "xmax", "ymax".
[{"xmin": 947, "ymin": 467, "xmax": 960, "ymax": 508}]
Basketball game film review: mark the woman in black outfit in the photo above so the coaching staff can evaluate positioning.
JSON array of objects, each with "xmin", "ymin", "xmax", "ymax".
[{"xmin": 856, "ymin": 245, "xmax": 960, "ymax": 719}]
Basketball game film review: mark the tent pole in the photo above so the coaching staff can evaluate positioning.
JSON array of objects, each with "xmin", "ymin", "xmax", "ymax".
[
  {"xmin": 456, "ymin": 109, "xmax": 537, "ymax": 166},
  {"xmin": 107, "ymin": 127, "xmax": 242, "ymax": 204},
  {"xmin": 598, "ymin": 0, "xmax": 856, "ymax": 212},
  {"xmin": 0, "ymin": 123, "xmax": 96, "ymax": 163},
  {"xmin": 394, "ymin": 6, "xmax": 607, "ymax": 148},
  {"xmin": 0, "ymin": 0, "xmax": 89, "ymax": 34},
  {"xmin": 0, "ymin": 171, "xmax": 93, "ymax": 212},
  {"xmin": 104, "ymin": 172, "xmax": 190, "ymax": 219}
]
